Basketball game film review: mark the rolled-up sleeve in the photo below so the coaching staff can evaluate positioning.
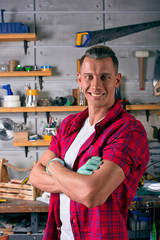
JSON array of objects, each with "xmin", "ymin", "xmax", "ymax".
[{"xmin": 102, "ymin": 120, "xmax": 149, "ymax": 176}]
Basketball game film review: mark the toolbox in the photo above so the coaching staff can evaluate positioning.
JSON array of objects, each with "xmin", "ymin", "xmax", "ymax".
[{"xmin": 0, "ymin": 9, "xmax": 29, "ymax": 33}]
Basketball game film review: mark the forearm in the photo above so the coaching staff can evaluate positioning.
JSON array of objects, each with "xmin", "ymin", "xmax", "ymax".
[
  {"xmin": 47, "ymin": 161, "xmax": 97, "ymax": 207},
  {"xmin": 29, "ymin": 149, "xmax": 61, "ymax": 193},
  {"xmin": 48, "ymin": 159, "xmax": 125, "ymax": 208},
  {"xmin": 29, "ymin": 161, "xmax": 61, "ymax": 193}
]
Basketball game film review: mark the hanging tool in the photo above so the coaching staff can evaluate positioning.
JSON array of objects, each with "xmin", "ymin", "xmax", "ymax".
[
  {"xmin": 76, "ymin": 20, "xmax": 160, "ymax": 47},
  {"xmin": 153, "ymin": 50, "xmax": 160, "ymax": 87},
  {"xmin": 135, "ymin": 51, "xmax": 149, "ymax": 90},
  {"xmin": 154, "ymin": 81, "xmax": 160, "ymax": 96},
  {"xmin": 152, "ymin": 50, "xmax": 160, "ymax": 96}
]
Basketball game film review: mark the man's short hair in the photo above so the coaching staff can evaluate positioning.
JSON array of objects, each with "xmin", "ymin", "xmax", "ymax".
[{"xmin": 80, "ymin": 45, "xmax": 119, "ymax": 74}]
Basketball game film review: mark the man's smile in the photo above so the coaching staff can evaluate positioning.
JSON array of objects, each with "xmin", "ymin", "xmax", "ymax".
[{"xmin": 89, "ymin": 92, "xmax": 105, "ymax": 97}]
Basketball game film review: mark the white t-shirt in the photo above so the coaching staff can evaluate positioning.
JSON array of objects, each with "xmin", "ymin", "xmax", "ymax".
[{"xmin": 60, "ymin": 117, "xmax": 95, "ymax": 240}]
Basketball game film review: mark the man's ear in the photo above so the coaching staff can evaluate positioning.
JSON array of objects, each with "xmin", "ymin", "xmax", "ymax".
[
  {"xmin": 115, "ymin": 73, "xmax": 121, "ymax": 88},
  {"xmin": 77, "ymin": 72, "xmax": 82, "ymax": 86}
]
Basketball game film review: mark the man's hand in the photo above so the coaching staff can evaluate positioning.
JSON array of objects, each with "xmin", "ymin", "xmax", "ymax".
[
  {"xmin": 46, "ymin": 158, "xmax": 65, "ymax": 174},
  {"xmin": 77, "ymin": 156, "xmax": 102, "ymax": 175}
]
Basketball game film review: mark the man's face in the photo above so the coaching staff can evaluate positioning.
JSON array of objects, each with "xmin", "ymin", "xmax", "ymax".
[{"xmin": 77, "ymin": 57, "xmax": 121, "ymax": 110}]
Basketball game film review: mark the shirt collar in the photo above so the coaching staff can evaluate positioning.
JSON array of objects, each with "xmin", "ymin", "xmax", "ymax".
[
  {"xmin": 94, "ymin": 99, "xmax": 124, "ymax": 133},
  {"xmin": 71, "ymin": 99, "xmax": 123, "ymax": 133}
]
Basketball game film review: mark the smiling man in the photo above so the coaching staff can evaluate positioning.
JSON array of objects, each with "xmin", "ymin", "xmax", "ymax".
[{"xmin": 29, "ymin": 45, "xmax": 149, "ymax": 240}]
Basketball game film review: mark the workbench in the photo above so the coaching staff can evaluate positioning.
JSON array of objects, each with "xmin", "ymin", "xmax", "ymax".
[
  {"xmin": 0, "ymin": 198, "xmax": 49, "ymax": 240},
  {"xmin": 0, "ymin": 195, "xmax": 159, "ymax": 240},
  {"xmin": 128, "ymin": 194, "xmax": 160, "ymax": 239}
]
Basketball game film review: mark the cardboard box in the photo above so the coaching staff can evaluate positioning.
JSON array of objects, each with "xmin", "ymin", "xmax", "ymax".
[{"xmin": 13, "ymin": 132, "xmax": 28, "ymax": 142}]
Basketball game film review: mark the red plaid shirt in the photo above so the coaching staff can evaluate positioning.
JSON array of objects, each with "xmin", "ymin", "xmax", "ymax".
[{"xmin": 43, "ymin": 99, "xmax": 149, "ymax": 240}]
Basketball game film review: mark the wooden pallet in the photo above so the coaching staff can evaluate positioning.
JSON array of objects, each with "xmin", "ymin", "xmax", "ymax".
[{"xmin": 0, "ymin": 179, "xmax": 42, "ymax": 201}]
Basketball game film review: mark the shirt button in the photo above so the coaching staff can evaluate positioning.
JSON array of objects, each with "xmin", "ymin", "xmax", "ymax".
[{"xmin": 57, "ymin": 227, "xmax": 61, "ymax": 231}]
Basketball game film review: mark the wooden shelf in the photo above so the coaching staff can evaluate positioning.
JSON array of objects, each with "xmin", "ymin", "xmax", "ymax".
[
  {"xmin": 126, "ymin": 104, "xmax": 160, "ymax": 110},
  {"xmin": 35, "ymin": 105, "xmax": 87, "ymax": 112},
  {"xmin": 0, "ymin": 104, "xmax": 160, "ymax": 113},
  {"xmin": 0, "ymin": 106, "xmax": 87, "ymax": 113},
  {"xmin": 13, "ymin": 140, "xmax": 50, "ymax": 147},
  {"xmin": 0, "ymin": 33, "xmax": 37, "ymax": 42},
  {"xmin": 0, "ymin": 107, "xmax": 36, "ymax": 113},
  {"xmin": 0, "ymin": 70, "xmax": 52, "ymax": 77}
]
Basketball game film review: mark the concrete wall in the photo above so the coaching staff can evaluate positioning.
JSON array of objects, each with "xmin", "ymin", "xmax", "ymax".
[{"xmin": 0, "ymin": 0, "xmax": 160, "ymax": 179}]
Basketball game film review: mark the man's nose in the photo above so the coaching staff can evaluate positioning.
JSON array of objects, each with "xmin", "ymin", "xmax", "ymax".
[{"xmin": 91, "ymin": 77, "xmax": 102, "ymax": 89}]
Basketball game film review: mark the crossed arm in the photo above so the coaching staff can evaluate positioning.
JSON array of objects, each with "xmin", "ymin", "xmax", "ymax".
[{"xmin": 29, "ymin": 149, "xmax": 125, "ymax": 208}]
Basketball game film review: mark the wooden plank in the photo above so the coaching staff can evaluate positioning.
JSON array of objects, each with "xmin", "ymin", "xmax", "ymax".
[
  {"xmin": 0, "ymin": 71, "xmax": 52, "ymax": 77},
  {"xmin": 0, "ymin": 33, "xmax": 37, "ymax": 42},
  {"xmin": 35, "ymin": 105, "xmax": 87, "ymax": 112},
  {"xmin": 0, "ymin": 182, "xmax": 32, "ymax": 190},
  {"xmin": 0, "ymin": 188, "xmax": 33, "ymax": 196},
  {"xmin": 10, "ymin": 179, "xmax": 22, "ymax": 184},
  {"xmin": 0, "ymin": 107, "xmax": 36, "ymax": 112},
  {"xmin": 13, "ymin": 140, "xmax": 50, "ymax": 147},
  {"xmin": 0, "ymin": 104, "xmax": 160, "ymax": 114},
  {"xmin": 126, "ymin": 104, "xmax": 160, "ymax": 110},
  {"xmin": 0, "ymin": 193, "xmax": 34, "ymax": 200}
]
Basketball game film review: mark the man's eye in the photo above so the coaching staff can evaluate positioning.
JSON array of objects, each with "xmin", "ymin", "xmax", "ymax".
[
  {"xmin": 101, "ymin": 75, "xmax": 110, "ymax": 81},
  {"xmin": 85, "ymin": 75, "xmax": 93, "ymax": 80}
]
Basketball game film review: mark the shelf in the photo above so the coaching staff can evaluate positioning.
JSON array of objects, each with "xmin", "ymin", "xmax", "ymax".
[
  {"xmin": 1, "ymin": 105, "xmax": 160, "ymax": 124},
  {"xmin": 0, "ymin": 104, "xmax": 160, "ymax": 113},
  {"xmin": 13, "ymin": 140, "xmax": 50, "ymax": 147},
  {"xmin": 0, "ymin": 106, "xmax": 87, "ymax": 113},
  {"xmin": 126, "ymin": 104, "xmax": 160, "ymax": 110},
  {"xmin": 0, "ymin": 71, "xmax": 52, "ymax": 77},
  {"xmin": 0, "ymin": 107, "xmax": 36, "ymax": 113},
  {"xmin": 35, "ymin": 105, "xmax": 87, "ymax": 112},
  {"xmin": 0, "ymin": 33, "xmax": 37, "ymax": 42},
  {"xmin": 0, "ymin": 33, "xmax": 37, "ymax": 55},
  {"xmin": 13, "ymin": 139, "xmax": 50, "ymax": 157},
  {"xmin": 0, "ymin": 70, "xmax": 52, "ymax": 90}
]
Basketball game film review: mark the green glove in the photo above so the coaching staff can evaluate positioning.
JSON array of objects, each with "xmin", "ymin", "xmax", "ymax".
[
  {"xmin": 46, "ymin": 158, "xmax": 65, "ymax": 174},
  {"xmin": 77, "ymin": 156, "xmax": 102, "ymax": 175}
]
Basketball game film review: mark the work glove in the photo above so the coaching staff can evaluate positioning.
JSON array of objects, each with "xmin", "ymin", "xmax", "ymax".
[
  {"xmin": 46, "ymin": 158, "xmax": 65, "ymax": 175},
  {"xmin": 77, "ymin": 156, "xmax": 102, "ymax": 175}
]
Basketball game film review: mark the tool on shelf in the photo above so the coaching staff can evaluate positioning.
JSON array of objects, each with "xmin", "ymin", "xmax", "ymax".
[
  {"xmin": 76, "ymin": 20, "xmax": 160, "ymax": 47},
  {"xmin": 0, "ymin": 84, "xmax": 13, "ymax": 95},
  {"xmin": 0, "ymin": 9, "xmax": 37, "ymax": 54},
  {"xmin": 0, "ymin": 9, "xmax": 29, "ymax": 33},
  {"xmin": 25, "ymin": 89, "xmax": 38, "ymax": 107},
  {"xmin": 153, "ymin": 50, "xmax": 160, "ymax": 87},
  {"xmin": 135, "ymin": 51, "xmax": 149, "ymax": 90},
  {"xmin": 0, "ymin": 84, "xmax": 21, "ymax": 107},
  {"xmin": 0, "ymin": 118, "xmax": 15, "ymax": 141}
]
